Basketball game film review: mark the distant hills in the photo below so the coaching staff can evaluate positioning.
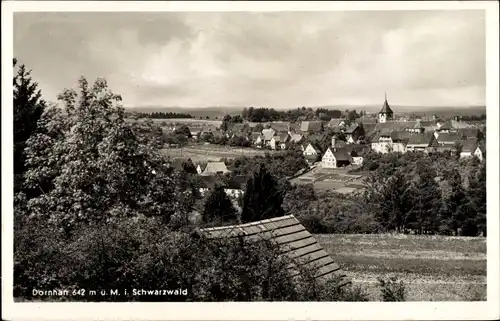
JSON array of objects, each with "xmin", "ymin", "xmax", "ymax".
[{"xmin": 125, "ymin": 105, "xmax": 486, "ymax": 119}]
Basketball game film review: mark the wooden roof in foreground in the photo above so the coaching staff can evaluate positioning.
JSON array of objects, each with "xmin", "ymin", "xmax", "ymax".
[{"xmin": 199, "ymin": 215, "xmax": 348, "ymax": 283}]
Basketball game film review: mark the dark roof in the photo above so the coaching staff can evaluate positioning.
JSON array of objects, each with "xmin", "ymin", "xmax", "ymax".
[
  {"xmin": 407, "ymin": 132, "xmax": 434, "ymax": 145},
  {"xmin": 356, "ymin": 117, "xmax": 378, "ymax": 124},
  {"xmin": 438, "ymin": 120, "xmax": 453, "ymax": 130},
  {"xmin": 344, "ymin": 124, "xmax": 360, "ymax": 134},
  {"xmin": 300, "ymin": 121, "xmax": 323, "ymax": 132},
  {"xmin": 269, "ymin": 122, "xmax": 290, "ymax": 133},
  {"xmin": 328, "ymin": 118, "xmax": 347, "ymax": 128},
  {"xmin": 198, "ymin": 215, "xmax": 348, "ymax": 282},
  {"xmin": 436, "ymin": 132, "xmax": 462, "ymax": 143},
  {"xmin": 459, "ymin": 139, "xmax": 479, "ymax": 153},
  {"xmin": 333, "ymin": 148, "xmax": 353, "ymax": 162},
  {"xmin": 379, "ymin": 99, "xmax": 393, "ymax": 114},
  {"xmin": 226, "ymin": 175, "xmax": 248, "ymax": 189},
  {"xmin": 200, "ymin": 174, "xmax": 226, "ymax": 189},
  {"xmin": 390, "ymin": 131, "xmax": 411, "ymax": 143},
  {"xmin": 455, "ymin": 128, "xmax": 480, "ymax": 138},
  {"xmin": 341, "ymin": 144, "xmax": 368, "ymax": 155}
]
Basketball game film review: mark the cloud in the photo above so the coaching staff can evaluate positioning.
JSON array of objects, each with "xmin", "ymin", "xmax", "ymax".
[{"xmin": 13, "ymin": 10, "xmax": 485, "ymax": 109}]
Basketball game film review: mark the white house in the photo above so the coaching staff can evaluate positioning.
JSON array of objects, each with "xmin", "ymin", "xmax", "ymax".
[
  {"xmin": 270, "ymin": 133, "xmax": 290, "ymax": 150},
  {"xmin": 371, "ymin": 130, "xmax": 409, "ymax": 154},
  {"xmin": 261, "ymin": 128, "xmax": 276, "ymax": 146},
  {"xmin": 201, "ymin": 162, "xmax": 230, "ymax": 176},
  {"xmin": 321, "ymin": 148, "xmax": 352, "ymax": 169},
  {"xmin": 303, "ymin": 143, "xmax": 319, "ymax": 157},
  {"xmin": 459, "ymin": 139, "xmax": 485, "ymax": 161}
]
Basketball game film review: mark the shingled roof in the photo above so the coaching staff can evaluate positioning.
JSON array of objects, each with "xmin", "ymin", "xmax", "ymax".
[
  {"xmin": 202, "ymin": 162, "xmax": 230, "ymax": 175},
  {"xmin": 407, "ymin": 132, "xmax": 434, "ymax": 145},
  {"xmin": 459, "ymin": 138, "xmax": 479, "ymax": 153},
  {"xmin": 198, "ymin": 215, "xmax": 348, "ymax": 282},
  {"xmin": 300, "ymin": 121, "xmax": 323, "ymax": 132},
  {"xmin": 269, "ymin": 122, "xmax": 290, "ymax": 133}
]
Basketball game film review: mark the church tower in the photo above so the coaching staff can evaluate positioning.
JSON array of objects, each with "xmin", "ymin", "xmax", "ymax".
[{"xmin": 378, "ymin": 93, "xmax": 394, "ymax": 123}]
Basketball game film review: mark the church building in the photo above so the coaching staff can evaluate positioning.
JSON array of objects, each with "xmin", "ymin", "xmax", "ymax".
[{"xmin": 378, "ymin": 93, "xmax": 394, "ymax": 123}]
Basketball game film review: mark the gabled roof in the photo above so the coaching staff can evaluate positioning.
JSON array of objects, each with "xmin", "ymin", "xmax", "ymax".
[
  {"xmin": 300, "ymin": 121, "xmax": 323, "ymax": 132},
  {"xmin": 459, "ymin": 138, "xmax": 479, "ymax": 153},
  {"xmin": 407, "ymin": 132, "xmax": 434, "ymax": 145},
  {"xmin": 261, "ymin": 128, "xmax": 276, "ymax": 141},
  {"xmin": 289, "ymin": 133, "xmax": 304, "ymax": 143},
  {"xmin": 455, "ymin": 128, "xmax": 480, "ymax": 138},
  {"xmin": 274, "ymin": 133, "xmax": 290, "ymax": 142},
  {"xmin": 189, "ymin": 127, "xmax": 203, "ymax": 134},
  {"xmin": 269, "ymin": 122, "xmax": 290, "ymax": 133},
  {"xmin": 328, "ymin": 118, "xmax": 347, "ymax": 128},
  {"xmin": 436, "ymin": 132, "xmax": 462, "ymax": 143},
  {"xmin": 250, "ymin": 132, "xmax": 262, "ymax": 140},
  {"xmin": 438, "ymin": 120, "xmax": 453, "ymax": 130},
  {"xmin": 198, "ymin": 215, "xmax": 348, "ymax": 282},
  {"xmin": 379, "ymin": 98, "xmax": 393, "ymax": 114},
  {"xmin": 344, "ymin": 124, "xmax": 360, "ymax": 134},
  {"xmin": 413, "ymin": 121, "xmax": 424, "ymax": 129},
  {"xmin": 390, "ymin": 131, "xmax": 411, "ymax": 143},
  {"xmin": 478, "ymin": 140, "xmax": 486, "ymax": 154},
  {"xmin": 356, "ymin": 117, "xmax": 377, "ymax": 125},
  {"xmin": 332, "ymin": 148, "xmax": 353, "ymax": 162},
  {"xmin": 341, "ymin": 144, "xmax": 368, "ymax": 155},
  {"xmin": 202, "ymin": 162, "xmax": 230, "ymax": 175}
]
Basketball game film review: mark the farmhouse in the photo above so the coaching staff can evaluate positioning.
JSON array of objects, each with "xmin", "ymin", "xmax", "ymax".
[
  {"xmin": 198, "ymin": 215, "xmax": 349, "ymax": 283},
  {"xmin": 341, "ymin": 144, "xmax": 369, "ymax": 165},
  {"xmin": 250, "ymin": 132, "xmax": 263, "ymax": 146},
  {"xmin": 300, "ymin": 121, "xmax": 323, "ymax": 133},
  {"xmin": 201, "ymin": 162, "xmax": 230, "ymax": 176},
  {"xmin": 406, "ymin": 132, "xmax": 438, "ymax": 152},
  {"xmin": 321, "ymin": 147, "xmax": 352, "ymax": 169},
  {"xmin": 459, "ymin": 139, "xmax": 485, "ymax": 161},
  {"xmin": 407, "ymin": 120, "xmax": 425, "ymax": 134},
  {"xmin": 344, "ymin": 124, "xmax": 365, "ymax": 144},
  {"xmin": 270, "ymin": 133, "xmax": 290, "ymax": 150},
  {"xmin": 371, "ymin": 130, "xmax": 409, "ymax": 154},
  {"xmin": 269, "ymin": 122, "xmax": 290, "ymax": 133},
  {"xmin": 455, "ymin": 128, "xmax": 480, "ymax": 139},
  {"xmin": 328, "ymin": 118, "xmax": 347, "ymax": 128},
  {"xmin": 435, "ymin": 132, "xmax": 463, "ymax": 146},
  {"xmin": 378, "ymin": 94, "xmax": 394, "ymax": 123},
  {"xmin": 302, "ymin": 143, "xmax": 320, "ymax": 163},
  {"xmin": 189, "ymin": 127, "xmax": 203, "ymax": 139},
  {"xmin": 261, "ymin": 128, "xmax": 276, "ymax": 146}
]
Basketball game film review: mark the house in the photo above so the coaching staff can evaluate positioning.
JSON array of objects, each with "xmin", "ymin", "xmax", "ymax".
[
  {"xmin": 198, "ymin": 174, "xmax": 226, "ymax": 196},
  {"xmin": 371, "ymin": 130, "xmax": 410, "ymax": 154},
  {"xmin": 270, "ymin": 133, "xmax": 290, "ymax": 150},
  {"xmin": 344, "ymin": 124, "xmax": 365, "ymax": 144},
  {"xmin": 289, "ymin": 133, "xmax": 305, "ymax": 145},
  {"xmin": 303, "ymin": 143, "xmax": 320, "ymax": 163},
  {"xmin": 321, "ymin": 147, "xmax": 352, "ymax": 169},
  {"xmin": 269, "ymin": 122, "xmax": 290, "ymax": 133},
  {"xmin": 341, "ymin": 144, "xmax": 369, "ymax": 165},
  {"xmin": 250, "ymin": 132, "xmax": 263, "ymax": 146},
  {"xmin": 378, "ymin": 94, "xmax": 394, "ymax": 123},
  {"xmin": 455, "ymin": 128, "xmax": 480, "ymax": 139},
  {"xmin": 201, "ymin": 162, "xmax": 230, "ymax": 176},
  {"xmin": 224, "ymin": 175, "xmax": 248, "ymax": 198},
  {"xmin": 261, "ymin": 128, "xmax": 276, "ymax": 146},
  {"xmin": 406, "ymin": 132, "xmax": 438, "ymax": 152},
  {"xmin": 328, "ymin": 118, "xmax": 347, "ymax": 128},
  {"xmin": 459, "ymin": 139, "xmax": 485, "ymax": 161},
  {"xmin": 300, "ymin": 121, "xmax": 323, "ymax": 133},
  {"xmin": 198, "ymin": 215, "xmax": 349, "ymax": 283},
  {"xmin": 407, "ymin": 120, "xmax": 425, "ymax": 134},
  {"xmin": 435, "ymin": 120, "xmax": 453, "ymax": 133},
  {"xmin": 435, "ymin": 132, "xmax": 463, "ymax": 146},
  {"xmin": 196, "ymin": 163, "xmax": 207, "ymax": 175},
  {"xmin": 189, "ymin": 127, "xmax": 203, "ymax": 139}
]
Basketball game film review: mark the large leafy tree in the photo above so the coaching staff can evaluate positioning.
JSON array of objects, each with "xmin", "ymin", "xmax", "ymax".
[
  {"xmin": 466, "ymin": 162, "xmax": 486, "ymax": 236},
  {"xmin": 440, "ymin": 167, "xmax": 470, "ymax": 235},
  {"xmin": 241, "ymin": 164, "xmax": 285, "ymax": 223},
  {"xmin": 202, "ymin": 185, "xmax": 238, "ymax": 225},
  {"xmin": 13, "ymin": 59, "xmax": 46, "ymax": 191},
  {"xmin": 22, "ymin": 77, "xmax": 187, "ymax": 234}
]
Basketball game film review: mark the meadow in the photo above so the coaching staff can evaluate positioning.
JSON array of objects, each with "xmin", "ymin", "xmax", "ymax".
[
  {"xmin": 291, "ymin": 166, "xmax": 367, "ymax": 194},
  {"xmin": 316, "ymin": 234, "xmax": 487, "ymax": 301},
  {"xmin": 160, "ymin": 144, "xmax": 283, "ymax": 163}
]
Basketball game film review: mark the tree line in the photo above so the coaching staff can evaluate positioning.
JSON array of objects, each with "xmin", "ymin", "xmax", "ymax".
[
  {"xmin": 241, "ymin": 106, "xmax": 362, "ymax": 122},
  {"xmin": 128, "ymin": 111, "xmax": 194, "ymax": 119}
]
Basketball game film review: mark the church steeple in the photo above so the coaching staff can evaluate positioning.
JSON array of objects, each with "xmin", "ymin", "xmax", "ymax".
[{"xmin": 378, "ymin": 92, "xmax": 394, "ymax": 123}]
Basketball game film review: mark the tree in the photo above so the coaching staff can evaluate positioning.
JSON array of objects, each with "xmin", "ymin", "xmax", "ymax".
[
  {"xmin": 467, "ymin": 162, "xmax": 486, "ymax": 236},
  {"xmin": 202, "ymin": 186, "xmax": 238, "ymax": 225},
  {"xmin": 440, "ymin": 168, "xmax": 470, "ymax": 235},
  {"xmin": 174, "ymin": 125, "xmax": 192, "ymax": 138},
  {"xmin": 182, "ymin": 159, "xmax": 198, "ymax": 174},
  {"xmin": 408, "ymin": 163, "xmax": 442, "ymax": 234},
  {"xmin": 13, "ymin": 59, "xmax": 46, "ymax": 191},
  {"xmin": 241, "ymin": 165, "xmax": 285, "ymax": 223},
  {"xmin": 22, "ymin": 77, "xmax": 187, "ymax": 235}
]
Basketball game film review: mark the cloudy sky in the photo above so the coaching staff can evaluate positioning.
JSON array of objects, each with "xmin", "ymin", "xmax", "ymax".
[{"xmin": 14, "ymin": 10, "xmax": 485, "ymax": 109}]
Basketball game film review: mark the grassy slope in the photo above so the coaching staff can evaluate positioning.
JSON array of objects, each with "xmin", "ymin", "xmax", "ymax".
[{"xmin": 316, "ymin": 234, "xmax": 486, "ymax": 301}]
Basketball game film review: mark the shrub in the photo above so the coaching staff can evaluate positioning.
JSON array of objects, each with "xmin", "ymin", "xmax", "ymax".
[{"xmin": 378, "ymin": 276, "xmax": 406, "ymax": 302}]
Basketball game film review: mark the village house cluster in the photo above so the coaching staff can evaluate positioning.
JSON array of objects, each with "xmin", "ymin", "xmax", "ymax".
[{"xmin": 165, "ymin": 96, "xmax": 486, "ymax": 181}]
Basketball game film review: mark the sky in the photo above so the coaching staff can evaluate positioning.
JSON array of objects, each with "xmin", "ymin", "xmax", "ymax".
[{"xmin": 13, "ymin": 10, "xmax": 486, "ymax": 109}]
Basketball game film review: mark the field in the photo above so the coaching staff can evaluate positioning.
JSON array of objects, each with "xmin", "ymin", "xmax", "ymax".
[
  {"xmin": 160, "ymin": 144, "xmax": 283, "ymax": 163},
  {"xmin": 291, "ymin": 166, "xmax": 367, "ymax": 194},
  {"xmin": 316, "ymin": 234, "xmax": 487, "ymax": 301},
  {"xmin": 125, "ymin": 118, "xmax": 223, "ymax": 127}
]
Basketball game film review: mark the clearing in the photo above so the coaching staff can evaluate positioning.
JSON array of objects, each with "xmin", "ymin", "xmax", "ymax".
[
  {"xmin": 316, "ymin": 233, "xmax": 486, "ymax": 301},
  {"xmin": 291, "ymin": 166, "xmax": 367, "ymax": 194}
]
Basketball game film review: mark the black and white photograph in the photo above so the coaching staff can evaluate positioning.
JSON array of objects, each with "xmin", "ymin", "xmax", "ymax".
[{"xmin": 2, "ymin": 1, "xmax": 499, "ymax": 320}]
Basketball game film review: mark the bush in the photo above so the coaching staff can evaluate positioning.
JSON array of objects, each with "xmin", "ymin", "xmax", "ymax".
[{"xmin": 378, "ymin": 276, "xmax": 406, "ymax": 302}]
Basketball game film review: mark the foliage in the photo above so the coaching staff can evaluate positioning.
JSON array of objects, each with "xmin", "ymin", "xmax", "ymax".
[
  {"xmin": 202, "ymin": 186, "xmax": 238, "ymax": 225},
  {"xmin": 13, "ymin": 59, "xmax": 46, "ymax": 191},
  {"xmin": 127, "ymin": 111, "xmax": 193, "ymax": 119},
  {"xmin": 174, "ymin": 125, "xmax": 192, "ymax": 138},
  {"xmin": 241, "ymin": 165, "xmax": 286, "ymax": 223},
  {"xmin": 21, "ymin": 77, "xmax": 188, "ymax": 235},
  {"xmin": 378, "ymin": 277, "xmax": 407, "ymax": 302}
]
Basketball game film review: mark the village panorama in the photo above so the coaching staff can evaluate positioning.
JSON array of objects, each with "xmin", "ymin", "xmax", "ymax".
[{"xmin": 11, "ymin": 10, "xmax": 487, "ymax": 306}]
